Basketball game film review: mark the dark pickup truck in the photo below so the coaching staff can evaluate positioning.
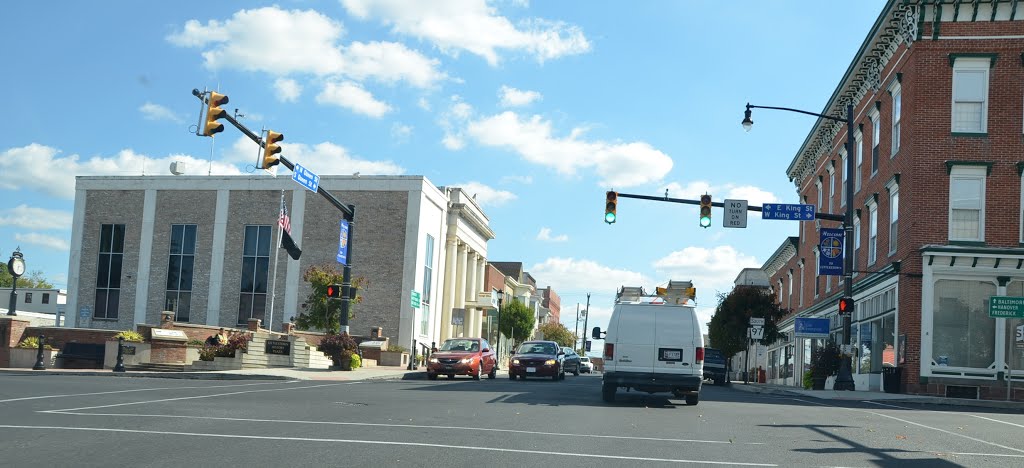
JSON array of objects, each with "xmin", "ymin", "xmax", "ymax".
[{"xmin": 703, "ymin": 347, "xmax": 728, "ymax": 385}]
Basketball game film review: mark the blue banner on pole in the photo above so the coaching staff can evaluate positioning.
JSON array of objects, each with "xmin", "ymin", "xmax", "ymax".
[
  {"xmin": 794, "ymin": 318, "xmax": 831, "ymax": 338},
  {"xmin": 337, "ymin": 219, "xmax": 349, "ymax": 265},
  {"xmin": 818, "ymin": 227, "xmax": 844, "ymax": 276}
]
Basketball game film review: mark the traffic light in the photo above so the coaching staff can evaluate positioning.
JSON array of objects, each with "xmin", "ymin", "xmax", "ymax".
[
  {"xmin": 326, "ymin": 284, "xmax": 342, "ymax": 298},
  {"xmin": 262, "ymin": 130, "xmax": 283, "ymax": 169},
  {"xmin": 203, "ymin": 92, "xmax": 229, "ymax": 137},
  {"xmin": 699, "ymin": 194, "xmax": 712, "ymax": 228},
  {"xmin": 605, "ymin": 191, "xmax": 618, "ymax": 224},
  {"xmin": 838, "ymin": 297, "xmax": 855, "ymax": 314}
]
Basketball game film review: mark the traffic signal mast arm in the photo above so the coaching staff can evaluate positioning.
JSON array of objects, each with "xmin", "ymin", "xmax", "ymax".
[{"xmin": 614, "ymin": 192, "xmax": 845, "ymax": 222}]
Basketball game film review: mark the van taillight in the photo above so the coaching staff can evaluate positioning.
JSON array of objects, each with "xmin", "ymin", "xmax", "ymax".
[
  {"xmin": 604, "ymin": 343, "xmax": 614, "ymax": 360},
  {"xmin": 695, "ymin": 347, "xmax": 704, "ymax": 363}
]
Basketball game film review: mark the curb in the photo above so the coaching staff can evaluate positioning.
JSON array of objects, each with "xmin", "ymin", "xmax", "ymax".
[
  {"xmin": 0, "ymin": 369, "xmax": 293, "ymax": 380},
  {"xmin": 726, "ymin": 382, "xmax": 1024, "ymax": 409}
]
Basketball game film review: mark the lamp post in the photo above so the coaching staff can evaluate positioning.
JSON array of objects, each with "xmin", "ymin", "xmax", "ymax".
[
  {"xmin": 743, "ymin": 102, "xmax": 856, "ymax": 391},
  {"xmin": 496, "ymin": 289, "xmax": 504, "ymax": 368},
  {"xmin": 7, "ymin": 249, "xmax": 26, "ymax": 316}
]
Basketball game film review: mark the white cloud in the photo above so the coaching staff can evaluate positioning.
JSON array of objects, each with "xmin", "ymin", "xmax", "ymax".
[
  {"xmin": 501, "ymin": 175, "xmax": 533, "ymax": 184},
  {"xmin": 441, "ymin": 135, "xmax": 465, "ymax": 151},
  {"xmin": 652, "ymin": 245, "xmax": 760, "ymax": 298},
  {"xmin": 536, "ymin": 227, "xmax": 568, "ymax": 242},
  {"xmin": 390, "ymin": 123, "xmax": 412, "ymax": 142},
  {"xmin": 725, "ymin": 185, "xmax": 779, "ymax": 206},
  {"xmin": 450, "ymin": 181, "xmax": 516, "ymax": 207},
  {"xmin": 465, "ymin": 111, "xmax": 673, "ymax": 187},
  {"xmin": 529, "ymin": 257, "xmax": 652, "ymax": 296},
  {"xmin": 499, "ymin": 85, "xmax": 541, "ymax": 107},
  {"xmin": 14, "ymin": 233, "xmax": 70, "ymax": 251},
  {"xmin": 168, "ymin": 7, "xmax": 446, "ymax": 87},
  {"xmin": 0, "ymin": 144, "xmax": 243, "ymax": 199},
  {"xmin": 274, "ymin": 78, "xmax": 302, "ymax": 102},
  {"xmin": 316, "ymin": 81, "xmax": 392, "ymax": 118},
  {"xmin": 281, "ymin": 141, "xmax": 403, "ymax": 176},
  {"xmin": 0, "ymin": 205, "xmax": 72, "ymax": 230},
  {"xmin": 439, "ymin": 96, "xmax": 473, "ymax": 150},
  {"xmin": 342, "ymin": 0, "xmax": 590, "ymax": 65},
  {"xmin": 139, "ymin": 102, "xmax": 184, "ymax": 123},
  {"xmin": 417, "ymin": 97, "xmax": 431, "ymax": 111},
  {"xmin": 664, "ymin": 181, "xmax": 779, "ymax": 207}
]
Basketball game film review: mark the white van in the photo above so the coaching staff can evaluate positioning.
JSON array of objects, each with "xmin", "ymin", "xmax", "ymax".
[{"xmin": 592, "ymin": 281, "xmax": 704, "ymax": 405}]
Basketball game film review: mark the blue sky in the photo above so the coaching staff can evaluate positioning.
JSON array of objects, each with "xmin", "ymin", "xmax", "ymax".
[{"xmin": 1, "ymin": 1, "xmax": 886, "ymax": 338}]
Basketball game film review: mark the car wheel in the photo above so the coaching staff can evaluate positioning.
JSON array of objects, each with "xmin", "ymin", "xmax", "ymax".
[
  {"xmin": 601, "ymin": 383, "xmax": 616, "ymax": 403},
  {"xmin": 508, "ymin": 373, "xmax": 516, "ymax": 380},
  {"xmin": 427, "ymin": 373, "xmax": 437, "ymax": 380},
  {"xmin": 488, "ymin": 364, "xmax": 497, "ymax": 379},
  {"xmin": 551, "ymin": 366, "xmax": 560, "ymax": 381},
  {"xmin": 473, "ymin": 362, "xmax": 482, "ymax": 380},
  {"xmin": 685, "ymin": 394, "xmax": 699, "ymax": 406},
  {"xmin": 573, "ymin": 366, "xmax": 580, "ymax": 377}
]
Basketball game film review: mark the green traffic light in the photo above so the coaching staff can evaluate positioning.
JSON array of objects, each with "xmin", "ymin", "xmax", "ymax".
[
  {"xmin": 605, "ymin": 212, "xmax": 616, "ymax": 224},
  {"xmin": 699, "ymin": 216, "xmax": 711, "ymax": 228}
]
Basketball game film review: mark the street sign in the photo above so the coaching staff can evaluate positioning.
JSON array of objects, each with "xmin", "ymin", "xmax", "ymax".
[
  {"xmin": 794, "ymin": 318, "xmax": 831, "ymax": 338},
  {"xmin": 818, "ymin": 228, "xmax": 844, "ymax": 276},
  {"xmin": 749, "ymin": 326, "xmax": 764, "ymax": 340},
  {"xmin": 749, "ymin": 317, "xmax": 765, "ymax": 326},
  {"xmin": 762, "ymin": 203, "xmax": 816, "ymax": 221},
  {"xmin": 410, "ymin": 290, "xmax": 421, "ymax": 309},
  {"xmin": 723, "ymin": 199, "xmax": 748, "ymax": 228},
  {"xmin": 585, "ymin": 340, "xmax": 592, "ymax": 352},
  {"xmin": 291, "ymin": 163, "xmax": 320, "ymax": 193},
  {"xmin": 989, "ymin": 296, "xmax": 1024, "ymax": 318},
  {"xmin": 336, "ymin": 219, "xmax": 349, "ymax": 265},
  {"xmin": 1016, "ymin": 324, "xmax": 1024, "ymax": 349}
]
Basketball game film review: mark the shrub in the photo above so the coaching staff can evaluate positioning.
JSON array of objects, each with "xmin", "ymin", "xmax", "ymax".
[
  {"xmin": 811, "ymin": 340, "xmax": 842, "ymax": 376},
  {"xmin": 227, "ymin": 333, "xmax": 249, "ymax": 352},
  {"xmin": 319, "ymin": 333, "xmax": 357, "ymax": 361},
  {"xmin": 386, "ymin": 344, "xmax": 407, "ymax": 353},
  {"xmin": 349, "ymin": 353, "xmax": 362, "ymax": 369},
  {"xmin": 198, "ymin": 346, "xmax": 218, "ymax": 361},
  {"xmin": 113, "ymin": 330, "xmax": 145, "ymax": 343},
  {"xmin": 214, "ymin": 346, "xmax": 236, "ymax": 358},
  {"xmin": 802, "ymin": 370, "xmax": 813, "ymax": 389},
  {"xmin": 187, "ymin": 339, "xmax": 205, "ymax": 347},
  {"xmin": 17, "ymin": 337, "xmax": 55, "ymax": 350}
]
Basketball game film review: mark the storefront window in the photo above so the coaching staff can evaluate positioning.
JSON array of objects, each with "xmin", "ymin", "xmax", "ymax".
[
  {"xmin": 1005, "ymin": 282, "xmax": 1024, "ymax": 373},
  {"xmin": 856, "ymin": 313, "xmax": 896, "ymax": 373},
  {"xmin": 933, "ymin": 280, "xmax": 996, "ymax": 368}
]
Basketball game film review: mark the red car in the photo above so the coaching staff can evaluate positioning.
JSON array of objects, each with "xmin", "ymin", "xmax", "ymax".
[
  {"xmin": 508, "ymin": 340, "xmax": 565, "ymax": 380},
  {"xmin": 426, "ymin": 338, "xmax": 497, "ymax": 380}
]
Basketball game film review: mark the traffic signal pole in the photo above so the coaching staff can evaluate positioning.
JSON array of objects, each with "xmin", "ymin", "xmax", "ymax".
[
  {"xmin": 192, "ymin": 89, "xmax": 358, "ymax": 332},
  {"xmin": 613, "ymin": 192, "xmax": 846, "ymax": 223}
]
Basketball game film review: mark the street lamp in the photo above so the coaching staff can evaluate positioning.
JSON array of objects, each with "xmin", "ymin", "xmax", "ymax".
[
  {"xmin": 7, "ymin": 249, "xmax": 26, "ymax": 316},
  {"xmin": 496, "ymin": 289, "xmax": 504, "ymax": 368},
  {"xmin": 743, "ymin": 102, "xmax": 856, "ymax": 391}
]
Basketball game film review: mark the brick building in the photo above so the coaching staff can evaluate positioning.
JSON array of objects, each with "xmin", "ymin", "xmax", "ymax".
[{"xmin": 759, "ymin": 0, "xmax": 1024, "ymax": 399}]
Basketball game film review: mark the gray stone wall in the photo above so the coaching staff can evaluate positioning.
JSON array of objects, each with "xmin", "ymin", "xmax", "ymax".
[
  {"xmin": 78, "ymin": 190, "xmax": 144, "ymax": 330},
  {"xmin": 144, "ymin": 190, "xmax": 217, "ymax": 325}
]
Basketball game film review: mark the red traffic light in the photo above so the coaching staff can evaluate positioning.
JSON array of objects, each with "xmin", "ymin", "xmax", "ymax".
[
  {"xmin": 838, "ymin": 297, "xmax": 854, "ymax": 314},
  {"xmin": 326, "ymin": 284, "xmax": 343, "ymax": 298}
]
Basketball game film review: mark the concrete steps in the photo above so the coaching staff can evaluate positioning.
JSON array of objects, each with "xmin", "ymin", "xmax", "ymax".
[{"xmin": 125, "ymin": 363, "xmax": 189, "ymax": 372}]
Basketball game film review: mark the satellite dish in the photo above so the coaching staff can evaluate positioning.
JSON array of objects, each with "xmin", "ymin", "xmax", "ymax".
[{"xmin": 169, "ymin": 161, "xmax": 185, "ymax": 175}]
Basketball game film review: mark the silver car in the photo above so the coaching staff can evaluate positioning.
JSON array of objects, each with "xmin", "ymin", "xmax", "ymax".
[{"xmin": 579, "ymin": 356, "xmax": 594, "ymax": 373}]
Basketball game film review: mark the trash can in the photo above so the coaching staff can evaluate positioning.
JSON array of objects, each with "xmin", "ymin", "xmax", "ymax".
[{"xmin": 882, "ymin": 366, "xmax": 902, "ymax": 393}]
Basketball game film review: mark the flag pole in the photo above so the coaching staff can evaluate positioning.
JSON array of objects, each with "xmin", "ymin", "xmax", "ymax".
[{"xmin": 268, "ymin": 190, "xmax": 285, "ymax": 332}]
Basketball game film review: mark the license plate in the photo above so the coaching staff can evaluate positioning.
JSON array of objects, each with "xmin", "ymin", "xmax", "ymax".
[{"xmin": 527, "ymin": 367, "xmax": 537, "ymax": 373}]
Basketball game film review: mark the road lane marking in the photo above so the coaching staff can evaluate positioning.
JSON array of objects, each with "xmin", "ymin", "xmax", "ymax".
[
  {"xmin": 45, "ymin": 412, "xmax": 765, "ymax": 445},
  {"xmin": 41, "ymin": 383, "xmax": 344, "ymax": 413},
  {"xmin": 944, "ymin": 452, "xmax": 1024, "ymax": 458},
  {"xmin": 0, "ymin": 380, "xmax": 299, "ymax": 404},
  {"xmin": 790, "ymin": 398, "xmax": 1024, "ymax": 455},
  {"xmin": 867, "ymin": 402, "xmax": 1024, "ymax": 433},
  {"xmin": 968, "ymin": 415, "xmax": 1024, "ymax": 429},
  {"xmin": 0, "ymin": 425, "xmax": 777, "ymax": 466}
]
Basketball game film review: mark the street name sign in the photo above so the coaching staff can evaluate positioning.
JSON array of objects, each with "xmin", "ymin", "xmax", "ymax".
[
  {"xmin": 794, "ymin": 318, "xmax": 831, "ymax": 339},
  {"xmin": 989, "ymin": 296, "xmax": 1024, "ymax": 318},
  {"xmin": 749, "ymin": 317, "xmax": 765, "ymax": 326},
  {"xmin": 410, "ymin": 290, "xmax": 421, "ymax": 309},
  {"xmin": 762, "ymin": 203, "xmax": 816, "ymax": 221},
  {"xmin": 292, "ymin": 164, "xmax": 320, "ymax": 193},
  {"xmin": 723, "ymin": 199, "xmax": 748, "ymax": 228}
]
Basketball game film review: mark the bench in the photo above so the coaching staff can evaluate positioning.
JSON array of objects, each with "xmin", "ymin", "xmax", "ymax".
[{"xmin": 56, "ymin": 343, "xmax": 106, "ymax": 369}]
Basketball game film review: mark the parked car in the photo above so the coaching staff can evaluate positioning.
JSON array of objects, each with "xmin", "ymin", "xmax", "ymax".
[
  {"xmin": 703, "ymin": 347, "xmax": 728, "ymax": 385},
  {"xmin": 426, "ymin": 338, "xmax": 497, "ymax": 380},
  {"xmin": 561, "ymin": 347, "xmax": 582, "ymax": 376},
  {"xmin": 508, "ymin": 340, "xmax": 564, "ymax": 380},
  {"xmin": 579, "ymin": 356, "xmax": 594, "ymax": 373}
]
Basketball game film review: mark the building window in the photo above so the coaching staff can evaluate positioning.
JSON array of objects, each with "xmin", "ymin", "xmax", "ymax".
[
  {"xmin": 421, "ymin": 234, "xmax": 435, "ymax": 336},
  {"xmin": 855, "ymin": 131, "xmax": 863, "ymax": 193},
  {"xmin": 166, "ymin": 224, "xmax": 197, "ymax": 322},
  {"xmin": 932, "ymin": 279, "xmax": 995, "ymax": 369},
  {"xmin": 815, "ymin": 180, "xmax": 823, "ymax": 212},
  {"xmin": 787, "ymin": 271, "xmax": 793, "ymax": 310},
  {"xmin": 811, "ymin": 253, "xmax": 819, "ymax": 298},
  {"xmin": 840, "ymin": 150, "xmax": 848, "ymax": 207},
  {"xmin": 778, "ymin": 279, "xmax": 783, "ymax": 306},
  {"xmin": 887, "ymin": 181, "xmax": 899, "ymax": 255},
  {"xmin": 799, "ymin": 261, "xmax": 805, "ymax": 306},
  {"xmin": 951, "ymin": 58, "xmax": 990, "ymax": 133},
  {"xmin": 25, "ymin": 293, "xmax": 33, "ymax": 304},
  {"xmin": 827, "ymin": 166, "xmax": 835, "ymax": 214},
  {"xmin": 42, "ymin": 293, "xmax": 50, "ymax": 304},
  {"xmin": 870, "ymin": 109, "xmax": 880, "ymax": 176},
  {"xmin": 890, "ymin": 83, "xmax": 901, "ymax": 155},
  {"xmin": 95, "ymin": 224, "xmax": 125, "ymax": 319},
  {"xmin": 949, "ymin": 165, "xmax": 986, "ymax": 242},
  {"xmin": 853, "ymin": 217, "xmax": 861, "ymax": 277},
  {"xmin": 238, "ymin": 225, "xmax": 271, "ymax": 326},
  {"xmin": 867, "ymin": 201, "xmax": 878, "ymax": 266}
]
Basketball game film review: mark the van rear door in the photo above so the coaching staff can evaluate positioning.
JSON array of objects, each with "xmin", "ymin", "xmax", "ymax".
[
  {"xmin": 653, "ymin": 304, "xmax": 695, "ymax": 374},
  {"xmin": 610, "ymin": 303, "xmax": 655, "ymax": 374}
]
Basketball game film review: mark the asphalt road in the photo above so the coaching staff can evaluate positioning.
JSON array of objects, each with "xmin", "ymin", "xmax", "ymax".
[{"xmin": 2, "ymin": 373, "xmax": 1024, "ymax": 467}]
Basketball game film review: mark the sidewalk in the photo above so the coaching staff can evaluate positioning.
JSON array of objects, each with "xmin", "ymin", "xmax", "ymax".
[
  {"xmin": 727, "ymin": 381, "xmax": 1024, "ymax": 410},
  {"xmin": 0, "ymin": 365, "xmax": 430, "ymax": 382}
]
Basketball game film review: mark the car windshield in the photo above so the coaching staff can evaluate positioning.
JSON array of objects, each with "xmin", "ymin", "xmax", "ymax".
[
  {"xmin": 516, "ymin": 343, "xmax": 557, "ymax": 355},
  {"xmin": 580, "ymin": 357, "xmax": 590, "ymax": 362},
  {"xmin": 439, "ymin": 339, "xmax": 479, "ymax": 352}
]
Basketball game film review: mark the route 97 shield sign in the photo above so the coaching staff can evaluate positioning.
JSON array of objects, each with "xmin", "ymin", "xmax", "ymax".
[{"xmin": 818, "ymin": 228, "xmax": 844, "ymax": 276}]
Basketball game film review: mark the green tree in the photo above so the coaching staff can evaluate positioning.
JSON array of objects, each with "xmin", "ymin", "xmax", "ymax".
[
  {"xmin": 707, "ymin": 286, "xmax": 789, "ymax": 359},
  {"xmin": 0, "ymin": 265, "xmax": 54, "ymax": 289},
  {"xmin": 537, "ymin": 321, "xmax": 576, "ymax": 348},
  {"xmin": 294, "ymin": 264, "xmax": 368, "ymax": 333},
  {"xmin": 498, "ymin": 299, "xmax": 535, "ymax": 348}
]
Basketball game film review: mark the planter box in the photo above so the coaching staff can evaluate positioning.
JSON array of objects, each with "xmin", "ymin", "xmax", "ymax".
[
  {"xmin": 379, "ymin": 351, "xmax": 408, "ymax": 367},
  {"xmin": 103, "ymin": 341, "xmax": 151, "ymax": 369},
  {"xmin": 9, "ymin": 348, "xmax": 57, "ymax": 368}
]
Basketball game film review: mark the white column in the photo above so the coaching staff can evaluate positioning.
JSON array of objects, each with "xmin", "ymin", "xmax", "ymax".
[
  {"xmin": 440, "ymin": 239, "xmax": 457, "ymax": 340},
  {"xmin": 134, "ymin": 189, "xmax": 156, "ymax": 326},
  {"xmin": 206, "ymin": 189, "xmax": 230, "ymax": 326},
  {"xmin": 454, "ymin": 243, "xmax": 468, "ymax": 336},
  {"xmin": 477, "ymin": 258, "xmax": 487, "ymax": 338},
  {"xmin": 466, "ymin": 253, "xmax": 479, "ymax": 337}
]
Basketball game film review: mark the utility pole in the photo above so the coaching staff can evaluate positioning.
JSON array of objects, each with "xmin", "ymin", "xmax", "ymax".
[
  {"xmin": 582, "ymin": 293, "xmax": 591, "ymax": 354},
  {"xmin": 574, "ymin": 303, "xmax": 580, "ymax": 351}
]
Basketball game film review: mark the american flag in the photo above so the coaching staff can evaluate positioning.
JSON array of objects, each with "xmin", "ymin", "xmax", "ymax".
[{"xmin": 278, "ymin": 202, "xmax": 291, "ymax": 235}]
